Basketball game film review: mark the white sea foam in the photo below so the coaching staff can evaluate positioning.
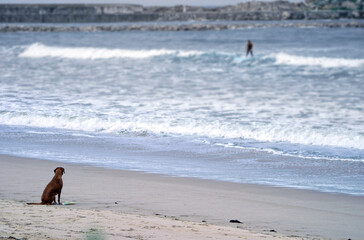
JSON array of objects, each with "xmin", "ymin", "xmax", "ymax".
[
  {"xmin": 273, "ymin": 53, "xmax": 364, "ymax": 68},
  {"xmin": 1, "ymin": 111, "xmax": 363, "ymax": 152},
  {"xmin": 19, "ymin": 43, "xmax": 204, "ymax": 59},
  {"xmin": 18, "ymin": 43, "xmax": 364, "ymax": 69}
]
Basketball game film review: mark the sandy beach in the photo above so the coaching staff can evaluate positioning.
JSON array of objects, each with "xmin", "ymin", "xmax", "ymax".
[{"xmin": 0, "ymin": 154, "xmax": 363, "ymax": 240}]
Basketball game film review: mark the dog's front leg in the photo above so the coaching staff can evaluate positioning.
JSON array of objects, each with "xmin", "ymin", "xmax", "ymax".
[{"xmin": 58, "ymin": 192, "xmax": 62, "ymax": 205}]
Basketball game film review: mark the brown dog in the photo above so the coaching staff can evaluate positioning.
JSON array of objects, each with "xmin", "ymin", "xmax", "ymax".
[{"xmin": 27, "ymin": 167, "xmax": 65, "ymax": 205}]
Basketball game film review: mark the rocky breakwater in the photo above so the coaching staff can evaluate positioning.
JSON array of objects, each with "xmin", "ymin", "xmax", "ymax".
[
  {"xmin": 0, "ymin": 1, "xmax": 363, "ymax": 23},
  {"xmin": 1, "ymin": 22, "xmax": 364, "ymax": 32}
]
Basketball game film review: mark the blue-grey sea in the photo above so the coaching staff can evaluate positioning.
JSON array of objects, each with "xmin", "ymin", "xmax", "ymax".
[{"xmin": 1, "ymin": 23, "xmax": 364, "ymax": 195}]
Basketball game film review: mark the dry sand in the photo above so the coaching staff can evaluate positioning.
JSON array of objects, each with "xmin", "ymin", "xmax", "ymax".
[
  {"xmin": 1, "ymin": 199, "xmax": 292, "ymax": 240},
  {"xmin": 1, "ymin": 154, "xmax": 363, "ymax": 240}
]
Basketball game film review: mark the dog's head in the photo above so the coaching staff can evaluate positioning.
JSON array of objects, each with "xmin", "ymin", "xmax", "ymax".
[{"xmin": 54, "ymin": 167, "xmax": 65, "ymax": 175}]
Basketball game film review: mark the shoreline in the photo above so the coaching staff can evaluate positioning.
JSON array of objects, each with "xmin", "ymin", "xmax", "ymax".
[
  {"xmin": 1, "ymin": 22, "xmax": 364, "ymax": 32},
  {"xmin": 1, "ymin": 154, "xmax": 363, "ymax": 239}
]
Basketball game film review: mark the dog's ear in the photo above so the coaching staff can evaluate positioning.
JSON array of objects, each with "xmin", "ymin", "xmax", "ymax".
[
  {"xmin": 54, "ymin": 168, "xmax": 57, "ymax": 173},
  {"xmin": 63, "ymin": 168, "xmax": 65, "ymax": 175}
]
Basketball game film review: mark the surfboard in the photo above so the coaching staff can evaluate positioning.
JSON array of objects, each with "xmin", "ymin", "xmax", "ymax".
[
  {"xmin": 233, "ymin": 55, "xmax": 264, "ymax": 63},
  {"xmin": 233, "ymin": 56, "xmax": 250, "ymax": 62},
  {"xmin": 62, "ymin": 202, "xmax": 76, "ymax": 205}
]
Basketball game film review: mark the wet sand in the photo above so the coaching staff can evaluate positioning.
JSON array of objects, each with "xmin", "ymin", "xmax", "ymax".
[{"xmin": 0, "ymin": 154, "xmax": 363, "ymax": 239}]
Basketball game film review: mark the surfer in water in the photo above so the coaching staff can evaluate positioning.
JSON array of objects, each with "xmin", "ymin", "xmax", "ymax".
[{"xmin": 245, "ymin": 40, "xmax": 254, "ymax": 57}]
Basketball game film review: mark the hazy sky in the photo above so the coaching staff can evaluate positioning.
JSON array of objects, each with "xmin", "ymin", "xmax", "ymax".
[{"xmin": 0, "ymin": 0, "xmax": 299, "ymax": 6}]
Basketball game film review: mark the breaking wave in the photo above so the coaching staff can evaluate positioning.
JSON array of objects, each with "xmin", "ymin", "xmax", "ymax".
[
  {"xmin": 273, "ymin": 53, "xmax": 364, "ymax": 68},
  {"xmin": 19, "ymin": 43, "xmax": 205, "ymax": 59},
  {"xmin": 1, "ymin": 111, "xmax": 363, "ymax": 155},
  {"xmin": 18, "ymin": 43, "xmax": 364, "ymax": 69}
]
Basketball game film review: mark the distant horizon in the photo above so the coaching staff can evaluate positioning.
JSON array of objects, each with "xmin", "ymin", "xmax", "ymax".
[{"xmin": 0, "ymin": 0, "xmax": 303, "ymax": 7}]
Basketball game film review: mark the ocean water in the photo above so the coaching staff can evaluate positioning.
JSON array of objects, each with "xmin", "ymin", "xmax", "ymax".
[{"xmin": 1, "ymin": 25, "xmax": 364, "ymax": 195}]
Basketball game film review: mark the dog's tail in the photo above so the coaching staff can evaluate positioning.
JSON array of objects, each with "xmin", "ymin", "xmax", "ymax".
[{"xmin": 26, "ymin": 203, "xmax": 43, "ymax": 205}]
